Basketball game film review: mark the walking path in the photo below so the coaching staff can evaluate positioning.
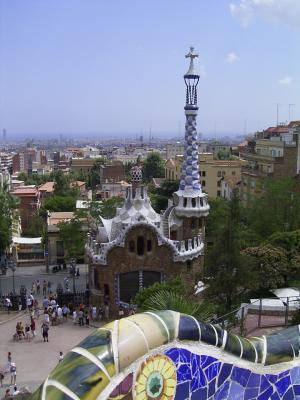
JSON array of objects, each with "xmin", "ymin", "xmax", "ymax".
[{"xmin": 0, "ymin": 309, "xmax": 104, "ymax": 398}]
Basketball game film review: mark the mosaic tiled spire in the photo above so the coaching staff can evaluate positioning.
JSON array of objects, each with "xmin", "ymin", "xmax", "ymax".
[{"xmin": 179, "ymin": 47, "xmax": 201, "ymax": 192}]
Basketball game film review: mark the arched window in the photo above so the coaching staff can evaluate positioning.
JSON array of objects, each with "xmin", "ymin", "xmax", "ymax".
[
  {"xmin": 191, "ymin": 198, "xmax": 196, "ymax": 208},
  {"xmin": 137, "ymin": 236, "xmax": 145, "ymax": 256},
  {"xmin": 183, "ymin": 198, "xmax": 187, "ymax": 207},
  {"xmin": 191, "ymin": 219, "xmax": 197, "ymax": 229},
  {"xmin": 147, "ymin": 240, "xmax": 152, "ymax": 252},
  {"xmin": 129, "ymin": 240, "xmax": 135, "ymax": 253}
]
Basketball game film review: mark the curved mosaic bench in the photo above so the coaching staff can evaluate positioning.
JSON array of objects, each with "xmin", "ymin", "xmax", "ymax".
[{"xmin": 31, "ymin": 310, "xmax": 300, "ymax": 399}]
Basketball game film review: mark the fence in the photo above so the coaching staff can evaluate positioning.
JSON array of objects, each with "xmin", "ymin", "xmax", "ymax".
[
  {"xmin": 0, "ymin": 294, "xmax": 27, "ymax": 311},
  {"xmin": 210, "ymin": 296, "xmax": 300, "ymax": 336},
  {"xmin": 57, "ymin": 290, "xmax": 90, "ymax": 309}
]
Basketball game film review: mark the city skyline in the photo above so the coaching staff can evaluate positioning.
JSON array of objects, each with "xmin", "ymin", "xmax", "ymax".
[{"xmin": 0, "ymin": 0, "xmax": 299, "ymax": 138}]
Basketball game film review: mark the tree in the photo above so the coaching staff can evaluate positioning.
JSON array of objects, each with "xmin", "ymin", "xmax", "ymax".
[
  {"xmin": 141, "ymin": 290, "xmax": 212, "ymax": 321},
  {"xmin": 242, "ymin": 245, "xmax": 291, "ymax": 289},
  {"xmin": 43, "ymin": 196, "xmax": 76, "ymax": 212},
  {"xmin": 0, "ymin": 186, "xmax": 18, "ymax": 256},
  {"xmin": 204, "ymin": 192, "xmax": 258, "ymax": 314},
  {"xmin": 98, "ymin": 197, "xmax": 124, "ymax": 219},
  {"xmin": 58, "ymin": 218, "xmax": 85, "ymax": 260},
  {"xmin": 25, "ymin": 212, "xmax": 44, "ymax": 237},
  {"xmin": 88, "ymin": 157, "xmax": 106, "ymax": 188},
  {"xmin": 246, "ymin": 178, "xmax": 300, "ymax": 238},
  {"xmin": 148, "ymin": 180, "xmax": 179, "ymax": 213},
  {"xmin": 142, "ymin": 152, "xmax": 165, "ymax": 182}
]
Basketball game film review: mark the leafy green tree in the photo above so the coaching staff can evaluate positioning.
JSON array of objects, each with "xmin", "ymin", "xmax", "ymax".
[
  {"xmin": 25, "ymin": 212, "xmax": 44, "ymax": 237},
  {"xmin": 148, "ymin": 180, "xmax": 179, "ymax": 213},
  {"xmin": 204, "ymin": 192, "xmax": 258, "ymax": 314},
  {"xmin": 58, "ymin": 218, "xmax": 85, "ymax": 260},
  {"xmin": 246, "ymin": 178, "xmax": 300, "ymax": 238},
  {"xmin": 242, "ymin": 245, "xmax": 291, "ymax": 288},
  {"xmin": 88, "ymin": 157, "xmax": 106, "ymax": 188},
  {"xmin": 142, "ymin": 152, "xmax": 165, "ymax": 182},
  {"xmin": 0, "ymin": 186, "xmax": 18, "ymax": 255},
  {"xmin": 51, "ymin": 170, "xmax": 70, "ymax": 196},
  {"xmin": 98, "ymin": 197, "xmax": 124, "ymax": 219},
  {"xmin": 43, "ymin": 196, "xmax": 76, "ymax": 212}
]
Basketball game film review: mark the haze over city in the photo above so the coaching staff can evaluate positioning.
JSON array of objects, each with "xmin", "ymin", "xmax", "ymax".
[{"xmin": 0, "ymin": 0, "xmax": 299, "ymax": 139}]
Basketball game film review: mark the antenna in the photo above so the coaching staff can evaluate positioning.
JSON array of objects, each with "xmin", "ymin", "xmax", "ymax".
[
  {"xmin": 288, "ymin": 104, "xmax": 295, "ymax": 122},
  {"xmin": 274, "ymin": 103, "xmax": 281, "ymax": 126}
]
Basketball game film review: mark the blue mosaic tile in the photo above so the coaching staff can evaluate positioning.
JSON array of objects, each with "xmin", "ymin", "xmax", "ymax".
[
  {"xmin": 291, "ymin": 368, "xmax": 300, "ymax": 385},
  {"xmin": 231, "ymin": 366, "xmax": 251, "ymax": 387},
  {"xmin": 228, "ymin": 381, "xmax": 245, "ymax": 399},
  {"xmin": 163, "ymin": 347, "xmax": 300, "ymax": 399},
  {"xmin": 275, "ymin": 375, "xmax": 291, "ymax": 397},
  {"xmin": 174, "ymin": 382, "xmax": 189, "ymax": 400},
  {"xmin": 294, "ymin": 385, "xmax": 300, "ymax": 395},
  {"xmin": 217, "ymin": 363, "xmax": 232, "ymax": 387},
  {"xmin": 201, "ymin": 355, "xmax": 216, "ymax": 369},
  {"xmin": 283, "ymin": 386, "xmax": 294, "ymax": 400},
  {"xmin": 258, "ymin": 386, "xmax": 273, "ymax": 399},
  {"xmin": 247, "ymin": 372, "xmax": 260, "ymax": 388},
  {"xmin": 191, "ymin": 387, "xmax": 207, "ymax": 399},
  {"xmin": 244, "ymin": 387, "xmax": 259, "ymax": 399},
  {"xmin": 208, "ymin": 378, "xmax": 216, "ymax": 397},
  {"xmin": 214, "ymin": 381, "xmax": 230, "ymax": 400},
  {"xmin": 204, "ymin": 361, "xmax": 221, "ymax": 381}
]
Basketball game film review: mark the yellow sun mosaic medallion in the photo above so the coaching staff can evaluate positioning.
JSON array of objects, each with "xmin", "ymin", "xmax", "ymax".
[{"xmin": 133, "ymin": 354, "xmax": 177, "ymax": 400}]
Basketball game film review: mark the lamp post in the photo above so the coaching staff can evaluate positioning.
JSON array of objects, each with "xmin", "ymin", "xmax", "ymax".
[{"xmin": 70, "ymin": 258, "xmax": 76, "ymax": 294}]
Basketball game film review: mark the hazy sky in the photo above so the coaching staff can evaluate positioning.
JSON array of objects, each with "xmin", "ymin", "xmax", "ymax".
[{"xmin": 0, "ymin": 0, "xmax": 299, "ymax": 138}]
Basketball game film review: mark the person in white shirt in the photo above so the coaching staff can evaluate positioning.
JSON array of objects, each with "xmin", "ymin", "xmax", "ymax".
[
  {"xmin": 57, "ymin": 307, "xmax": 63, "ymax": 322},
  {"xmin": 12, "ymin": 386, "xmax": 20, "ymax": 396},
  {"xmin": 59, "ymin": 351, "xmax": 64, "ymax": 362}
]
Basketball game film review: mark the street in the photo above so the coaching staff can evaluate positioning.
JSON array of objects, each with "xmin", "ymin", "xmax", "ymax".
[{"xmin": 0, "ymin": 264, "xmax": 88, "ymax": 296}]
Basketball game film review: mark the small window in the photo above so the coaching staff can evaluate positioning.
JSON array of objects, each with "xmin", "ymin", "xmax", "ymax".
[
  {"xmin": 187, "ymin": 260, "xmax": 192, "ymax": 270},
  {"xmin": 183, "ymin": 198, "xmax": 187, "ymax": 207},
  {"xmin": 232, "ymin": 171, "xmax": 236, "ymax": 176},
  {"xmin": 217, "ymin": 181, "xmax": 221, "ymax": 187},
  {"xmin": 191, "ymin": 198, "xmax": 196, "ymax": 207},
  {"xmin": 147, "ymin": 240, "xmax": 152, "ymax": 252},
  {"xmin": 222, "ymin": 171, "xmax": 226, "ymax": 176},
  {"xmin": 137, "ymin": 236, "xmax": 145, "ymax": 256},
  {"xmin": 217, "ymin": 171, "xmax": 221, "ymax": 177},
  {"xmin": 191, "ymin": 219, "xmax": 197, "ymax": 229},
  {"xmin": 217, "ymin": 190, "xmax": 221, "ymax": 197},
  {"xmin": 129, "ymin": 240, "xmax": 135, "ymax": 253},
  {"xmin": 202, "ymin": 171, "xmax": 206, "ymax": 177},
  {"xmin": 202, "ymin": 180, "xmax": 206, "ymax": 187}
]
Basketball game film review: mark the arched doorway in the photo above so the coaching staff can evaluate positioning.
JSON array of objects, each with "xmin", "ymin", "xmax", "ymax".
[{"xmin": 118, "ymin": 270, "xmax": 162, "ymax": 304}]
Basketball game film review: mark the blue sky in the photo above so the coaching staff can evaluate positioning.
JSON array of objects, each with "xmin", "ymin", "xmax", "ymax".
[{"xmin": 0, "ymin": 0, "xmax": 299, "ymax": 138}]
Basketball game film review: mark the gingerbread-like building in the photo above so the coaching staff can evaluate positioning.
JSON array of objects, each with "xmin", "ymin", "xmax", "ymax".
[{"xmin": 86, "ymin": 47, "xmax": 209, "ymax": 315}]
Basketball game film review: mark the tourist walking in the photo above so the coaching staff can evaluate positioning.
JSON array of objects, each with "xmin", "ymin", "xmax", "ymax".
[
  {"xmin": 10, "ymin": 362, "xmax": 17, "ymax": 386},
  {"xmin": 78, "ymin": 309, "xmax": 84, "ymax": 326},
  {"xmin": 41, "ymin": 322, "xmax": 49, "ymax": 342},
  {"xmin": 59, "ymin": 351, "xmax": 64, "ymax": 363},
  {"xmin": 31, "ymin": 282, "xmax": 36, "ymax": 295},
  {"xmin": 36, "ymin": 280, "xmax": 41, "ymax": 295},
  {"xmin": 30, "ymin": 317, "xmax": 36, "ymax": 337},
  {"xmin": 42, "ymin": 280, "xmax": 47, "ymax": 296},
  {"xmin": 91, "ymin": 305, "xmax": 97, "ymax": 321},
  {"xmin": 72, "ymin": 309, "xmax": 77, "ymax": 324}
]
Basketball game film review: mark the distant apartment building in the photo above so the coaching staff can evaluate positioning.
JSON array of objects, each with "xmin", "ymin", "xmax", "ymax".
[
  {"xmin": 100, "ymin": 160, "xmax": 125, "ymax": 183},
  {"xmin": 11, "ymin": 186, "xmax": 40, "ymax": 233},
  {"xmin": 165, "ymin": 153, "xmax": 245, "ymax": 198},
  {"xmin": 82, "ymin": 146, "xmax": 100, "ymax": 158},
  {"xmin": 99, "ymin": 180, "xmax": 130, "ymax": 199},
  {"xmin": 0, "ymin": 152, "xmax": 13, "ymax": 173},
  {"xmin": 239, "ymin": 121, "xmax": 300, "ymax": 205},
  {"xmin": 206, "ymin": 141, "xmax": 231, "ymax": 159},
  {"xmin": 221, "ymin": 176, "xmax": 241, "ymax": 200},
  {"xmin": 166, "ymin": 141, "xmax": 208, "ymax": 159},
  {"xmin": 12, "ymin": 147, "xmax": 37, "ymax": 174},
  {"xmin": 70, "ymin": 158, "xmax": 96, "ymax": 174}
]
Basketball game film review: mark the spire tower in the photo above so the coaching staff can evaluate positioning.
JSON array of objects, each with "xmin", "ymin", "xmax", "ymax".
[{"xmin": 173, "ymin": 47, "xmax": 209, "ymax": 217}]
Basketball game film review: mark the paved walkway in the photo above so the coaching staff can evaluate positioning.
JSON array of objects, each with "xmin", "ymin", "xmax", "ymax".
[{"xmin": 0, "ymin": 310, "xmax": 104, "ymax": 397}]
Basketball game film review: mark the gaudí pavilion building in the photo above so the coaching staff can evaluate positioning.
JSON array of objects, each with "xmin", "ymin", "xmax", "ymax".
[{"xmin": 86, "ymin": 47, "xmax": 210, "ymax": 316}]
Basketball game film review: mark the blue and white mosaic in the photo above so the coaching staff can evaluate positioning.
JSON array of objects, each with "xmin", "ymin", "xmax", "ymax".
[{"xmin": 165, "ymin": 347, "xmax": 300, "ymax": 400}]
